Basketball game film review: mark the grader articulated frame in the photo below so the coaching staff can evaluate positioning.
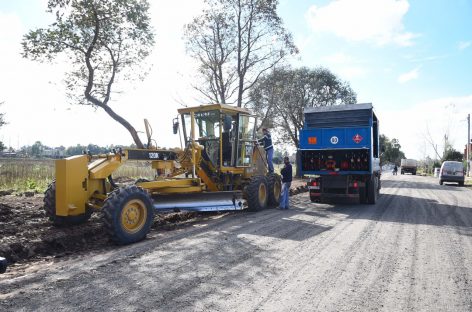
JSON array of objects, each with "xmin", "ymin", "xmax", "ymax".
[{"xmin": 45, "ymin": 104, "xmax": 281, "ymax": 244}]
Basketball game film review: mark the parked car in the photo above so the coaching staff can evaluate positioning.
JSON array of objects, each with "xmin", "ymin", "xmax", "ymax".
[{"xmin": 439, "ymin": 161, "xmax": 465, "ymax": 186}]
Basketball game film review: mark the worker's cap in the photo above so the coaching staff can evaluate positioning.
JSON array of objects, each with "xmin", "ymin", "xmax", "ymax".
[
  {"xmin": 262, "ymin": 128, "xmax": 268, "ymax": 131},
  {"xmin": 284, "ymin": 156, "xmax": 289, "ymax": 161}
]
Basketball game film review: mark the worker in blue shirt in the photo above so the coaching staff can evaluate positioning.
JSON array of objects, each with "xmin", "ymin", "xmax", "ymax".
[
  {"xmin": 279, "ymin": 156, "xmax": 292, "ymax": 209},
  {"xmin": 258, "ymin": 128, "xmax": 274, "ymax": 173}
]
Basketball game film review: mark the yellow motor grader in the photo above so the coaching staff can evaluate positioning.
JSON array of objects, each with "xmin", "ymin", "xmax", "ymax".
[{"xmin": 44, "ymin": 104, "xmax": 281, "ymax": 244}]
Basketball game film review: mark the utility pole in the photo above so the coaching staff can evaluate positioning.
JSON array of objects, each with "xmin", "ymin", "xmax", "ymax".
[{"xmin": 467, "ymin": 113, "xmax": 470, "ymax": 177}]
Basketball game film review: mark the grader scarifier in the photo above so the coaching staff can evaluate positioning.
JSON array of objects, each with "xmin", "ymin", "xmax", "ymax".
[{"xmin": 44, "ymin": 104, "xmax": 281, "ymax": 244}]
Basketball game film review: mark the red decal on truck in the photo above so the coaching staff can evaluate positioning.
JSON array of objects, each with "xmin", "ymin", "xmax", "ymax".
[{"xmin": 353, "ymin": 134, "xmax": 363, "ymax": 144}]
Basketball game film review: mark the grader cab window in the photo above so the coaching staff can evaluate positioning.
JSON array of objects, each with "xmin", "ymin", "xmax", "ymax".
[
  {"xmin": 182, "ymin": 110, "xmax": 221, "ymax": 166},
  {"xmin": 181, "ymin": 110, "xmax": 256, "ymax": 168},
  {"xmin": 236, "ymin": 115, "xmax": 256, "ymax": 166}
]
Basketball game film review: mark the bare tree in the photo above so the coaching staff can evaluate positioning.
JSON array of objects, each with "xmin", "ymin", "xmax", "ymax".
[
  {"xmin": 184, "ymin": 0, "xmax": 298, "ymax": 107},
  {"xmin": 185, "ymin": 8, "xmax": 237, "ymax": 104},
  {"xmin": 423, "ymin": 123, "xmax": 452, "ymax": 160},
  {"xmin": 22, "ymin": 0, "xmax": 155, "ymax": 148},
  {"xmin": 0, "ymin": 101, "xmax": 6, "ymax": 151}
]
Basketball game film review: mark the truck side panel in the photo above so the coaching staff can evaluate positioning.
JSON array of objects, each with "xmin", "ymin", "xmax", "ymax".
[{"xmin": 299, "ymin": 127, "xmax": 372, "ymax": 150}]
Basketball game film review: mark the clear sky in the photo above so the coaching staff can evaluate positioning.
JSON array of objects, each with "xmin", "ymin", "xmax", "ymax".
[{"xmin": 0, "ymin": 0, "xmax": 471, "ymax": 160}]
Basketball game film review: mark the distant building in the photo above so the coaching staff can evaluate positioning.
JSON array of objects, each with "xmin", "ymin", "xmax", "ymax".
[
  {"xmin": 42, "ymin": 148, "xmax": 65, "ymax": 158},
  {"xmin": 0, "ymin": 151, "xmax": 17, "ymax": 158}
]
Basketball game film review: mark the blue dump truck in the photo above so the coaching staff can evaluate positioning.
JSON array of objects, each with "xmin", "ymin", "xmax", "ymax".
[{"xmin": 299, "ymin": 103, "xmax": 381, "ymax": 204}]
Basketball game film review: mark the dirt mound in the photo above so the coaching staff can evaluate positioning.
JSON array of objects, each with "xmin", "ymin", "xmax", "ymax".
[
  {"xmin": 0, "ymin": 195, "xmax": 204, "ymax": 266},
  {"xmin": 0, "ymin": 179, "xmax": 308, "ymax": 269}
]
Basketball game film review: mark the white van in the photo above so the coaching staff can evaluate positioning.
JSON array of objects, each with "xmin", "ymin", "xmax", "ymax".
[{"xmin": 439, "ymin": 161, "xmax": 465, "ymax": 186}]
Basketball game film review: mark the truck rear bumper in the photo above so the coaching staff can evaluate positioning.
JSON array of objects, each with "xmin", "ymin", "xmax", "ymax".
[{"xmin": 309, "ymin": 191, "xmax": 359, "ymax": 203}]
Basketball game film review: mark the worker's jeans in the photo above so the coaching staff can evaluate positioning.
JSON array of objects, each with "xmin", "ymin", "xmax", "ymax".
[
  {"xmin": 279, "ymin": 182, "xmax": 291, "ymax": 209},
  {"xmin": 266, "ymin": 148, "xmax": 274, "ymax": 173}
]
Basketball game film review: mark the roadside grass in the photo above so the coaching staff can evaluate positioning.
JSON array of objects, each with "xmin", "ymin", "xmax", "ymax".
[
  {"xmin": 0, "ymin": 158, "xmax": 156, "ymax": 193},
  {"xmin": 0, "ymin": 158, "xmax": 54, "ymax": 193},
  {"xmin": 1, "ymin": 158, "xmax": 298, "ymax": 193}
]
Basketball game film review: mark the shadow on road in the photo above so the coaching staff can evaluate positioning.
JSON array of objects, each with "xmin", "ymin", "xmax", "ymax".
[
  {"xmin": 301, "ymin": 188, "xmax": 472, "ymax": 232},
  {"xmin": 382, "ymin": 179, "xmax": 464, "ymax": 191}
]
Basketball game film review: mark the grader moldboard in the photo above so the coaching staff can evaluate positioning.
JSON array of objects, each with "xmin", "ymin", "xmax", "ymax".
[{"xmin": 44, "ymin": 104, "xmax": 282, "ymax": 244}]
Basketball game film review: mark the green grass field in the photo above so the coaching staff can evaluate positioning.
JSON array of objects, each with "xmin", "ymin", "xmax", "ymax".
[{"xmin": 0, "ymin": 158, "xmax": 156, "ymax": 193}]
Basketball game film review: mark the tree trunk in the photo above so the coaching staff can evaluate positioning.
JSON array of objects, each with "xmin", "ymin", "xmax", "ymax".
[{"xmin": 100, "ymin": 104, "xmax": 144, "ymax": 149}]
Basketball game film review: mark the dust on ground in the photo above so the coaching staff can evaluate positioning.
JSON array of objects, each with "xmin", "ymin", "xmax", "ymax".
[{"xmin": 0, "ymin": 179, "xmax": 308, "ymax": 273}]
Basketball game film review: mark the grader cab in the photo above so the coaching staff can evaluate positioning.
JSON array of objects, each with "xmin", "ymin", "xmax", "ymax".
[{"xmin": 45, "ymin": 104, "xmax": 281, "ymax": 244}]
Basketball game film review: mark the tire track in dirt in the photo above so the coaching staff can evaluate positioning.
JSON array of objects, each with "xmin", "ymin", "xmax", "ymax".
[
  {"xmin": 409, "ymin": 181, "xmax": 472, "ymax": 311},
  {"xmin": 247, "ymin": 177, "xmax": 405, "ymax": 311}
]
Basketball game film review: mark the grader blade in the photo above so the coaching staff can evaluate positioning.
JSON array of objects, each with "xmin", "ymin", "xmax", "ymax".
[{"xmin": 152, "ymin": 191, "xmax": 244, "ymax": 212}]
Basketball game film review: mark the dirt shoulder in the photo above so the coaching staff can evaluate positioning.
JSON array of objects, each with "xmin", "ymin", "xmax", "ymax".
[{"xmin": 0, "ymin": 178, "xmax": 308, "ymax": 274}]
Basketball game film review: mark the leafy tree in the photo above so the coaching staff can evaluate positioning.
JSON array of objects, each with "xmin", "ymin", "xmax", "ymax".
[
  {"xmin": 66, "ymin": 144, "xmax": 87, "ymax": 156},
  {"xmin": 87, "ymin": 143, "xmax": 109, "ymax": 154},
  {"xmin": 0, "ymin": 102, "xmax": 5, "ymax": 129},
  {"xmin": 184, "ymin": 0, "xmax": 297, "ymax": 107},
  {"xmin": 31, "ymin": 141, "xmax": 44, "ymax": 157},
  {"xmin": 22, "ymin": 0, "xmax": 155, "ymax": 148},
  {"xmin": 249, "ymin": 67, "xmax": 356, "ymax": 175},
  {"xmin": 250, "ymin": 67, "xmax": 356, "ymax": 144},
  {"xmin": 272, "ymin": 148, "xmax": 284, "ymax": 165},
  {"xmin": 443, "ymin": 148, "xmax": 463, "ymax": 162},
  {"xmin": 380, "ymin": 134, "xmax": 406, "ymax": 165}
]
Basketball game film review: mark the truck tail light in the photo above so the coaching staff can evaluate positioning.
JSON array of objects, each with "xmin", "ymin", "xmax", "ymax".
[
  {"xmin": 311, "ymin": 181, "xmax": 318, "ymax": 187},
  {"xmin": 353, "ymin": 181, "xmax": 358, "ymax": 188}
]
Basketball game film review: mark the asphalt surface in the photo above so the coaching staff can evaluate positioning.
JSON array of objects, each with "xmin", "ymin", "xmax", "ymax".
[{"xmin": 1, "ymin": 173, "xmax": 471, "ymax": 311}]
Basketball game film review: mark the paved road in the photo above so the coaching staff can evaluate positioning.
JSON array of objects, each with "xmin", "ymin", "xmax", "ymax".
[{"xmin": 1, "ymin": 174, "xmax": 471, "ymax": 311}]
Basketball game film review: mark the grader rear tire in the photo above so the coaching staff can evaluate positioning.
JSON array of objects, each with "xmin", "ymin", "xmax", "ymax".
[
  {"xmin": 246, "ymin": 176, "xmax": 269, "ymax": 212},
  {"xmin": 267, "ymin": 173, "xmax": 282, "ymax": 207},
  {"xmin": 43, "ymin": 181, "xmax": 92, "ymax": 226},
  {"xmin": 102, "ymin": 185, "xmax": 154, "ymax": 245}
]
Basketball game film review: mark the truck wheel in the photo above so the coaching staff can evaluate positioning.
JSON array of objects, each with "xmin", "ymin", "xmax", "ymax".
[
  {"xmin": 102, "ymin": 185, "xmax": 154, "ymax": 245},
  {"xmin": 43, "ymin": 181, "xmax": 92, "ymax": 226},
  {"xmin": 246, "ymin": 176, "xmax": 268, "ymax": 212},
  {"xmin": 359, "ymin": 187, "xmax": 367, "ymax": 204},
  {"xmin": 267, "ymin": 173, "xmax": 281, "ymax": 207},
  {"xmin": 412, "ymin": 171, "xmax": 416, "ymax": 175},
  {"xmin": 367, "ymin": 176, "xmax": 378, "ymax": 205},
  {"xmin": 439, "ymin": 180, "xmax": 443, "ymax": 185},
  {"xmin": 458, "ymin": 181, "xmax": 464, "ymax": 186}
]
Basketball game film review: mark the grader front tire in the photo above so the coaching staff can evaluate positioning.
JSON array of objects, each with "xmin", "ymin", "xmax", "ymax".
[
  {"xmin": 43, "ymin": 181, "xmax": 92, "ymax": 226},
  {"xmin": 102, "ymin": 185, "xmax": 154, "ymax": 245},
  {"xmin": 246, "ymin": 176, "xmax": 269, "ymax": 212}
]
